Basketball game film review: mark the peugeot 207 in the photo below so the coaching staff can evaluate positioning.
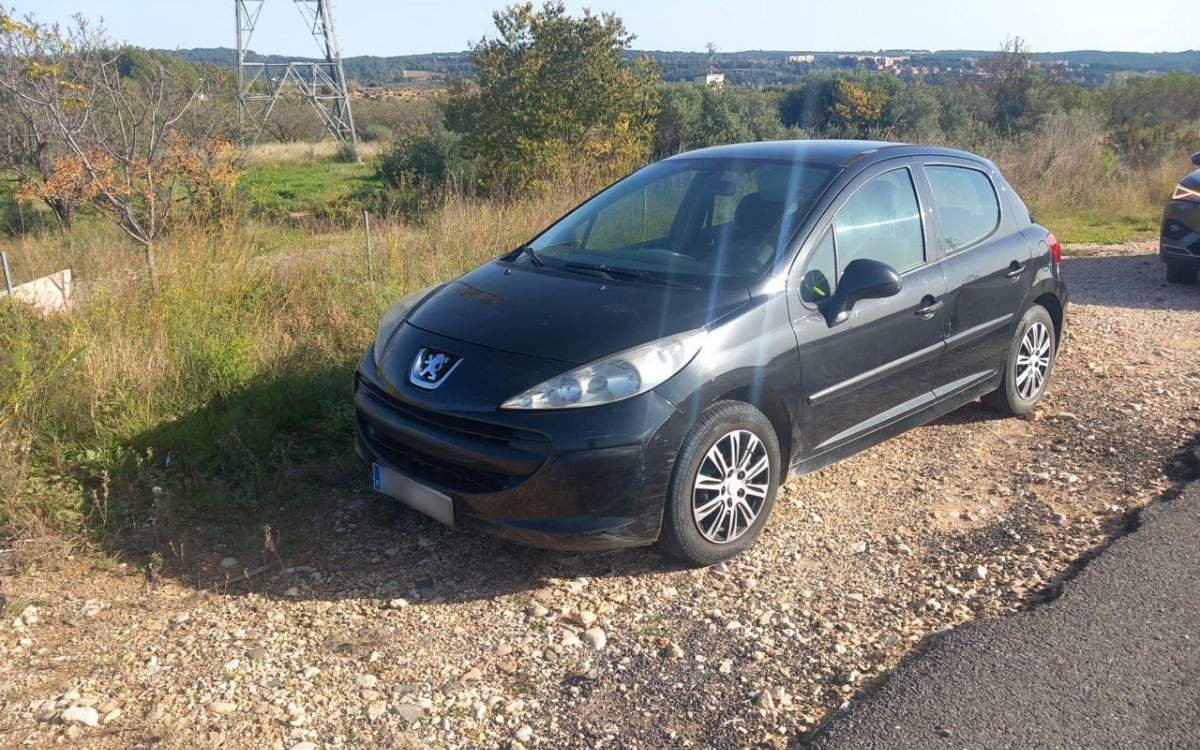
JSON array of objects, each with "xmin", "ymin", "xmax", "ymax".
[{"xmin": 354, "ymin": 140, "xmax": 1068, "ymax": 566}]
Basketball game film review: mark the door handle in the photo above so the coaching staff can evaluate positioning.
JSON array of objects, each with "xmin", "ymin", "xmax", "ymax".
[
  {"xmin": 915, "ymin": 298, "xmax": 943, "ymax": 318},
  {"xmin": 1005, "ymin": 263, "xmax": 1027, "ymax": 279}
]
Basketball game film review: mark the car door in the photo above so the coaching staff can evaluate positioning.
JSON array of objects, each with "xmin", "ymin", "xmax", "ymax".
[
  {"xmin": 918, "ymin": 159, "xmax": 1034, "ymax": 396},
  {"xmin": 788, "ymin": 161, "xmax": 947, "ymax": 456}
]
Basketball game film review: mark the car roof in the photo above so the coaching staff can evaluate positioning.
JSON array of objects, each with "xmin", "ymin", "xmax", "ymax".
[{"xmin": 667, "ymin": 139, "xmax": 992, "ymax": 169}]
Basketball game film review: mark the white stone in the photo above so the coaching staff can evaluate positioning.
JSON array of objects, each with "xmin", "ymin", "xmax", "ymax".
[
  {"xmin": 582, "ymin": 628, "xmax": 607, "ymax": 650},
  {"xmin": 61, "ymin": 706, "xmax": 98, "ymax": 727}
]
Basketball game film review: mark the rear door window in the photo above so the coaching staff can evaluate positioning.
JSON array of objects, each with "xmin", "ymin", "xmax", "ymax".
[{"xmin": 925, "ymin": 165, "xmax": 1001, "ymax": 252}]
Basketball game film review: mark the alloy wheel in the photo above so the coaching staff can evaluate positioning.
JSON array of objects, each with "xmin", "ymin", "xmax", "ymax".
[
  {"xmin": 692, "ymin": 430, "xmax": 770, "ymax": 544},
  {"xmin": 1015, "ymin": 321, "xmax": 1052, "ymax": 400}
]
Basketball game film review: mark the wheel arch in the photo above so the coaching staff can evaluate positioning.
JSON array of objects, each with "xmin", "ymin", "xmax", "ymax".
[
  {"xmin": 707, "ymin": 385, "xmax": 794, "ymax": 478},
  {"xmin": 1032, "ymin": 292, "xmax": 1064, "ymax": 346}
]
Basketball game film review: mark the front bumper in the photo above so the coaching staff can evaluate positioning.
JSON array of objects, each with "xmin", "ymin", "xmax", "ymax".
[
  {"xmin": 353, "ymin": 343, "xmax": 693, "ymax": 551},
  {"xmin": 1161, "ymin": 201, "xmax": 1200, "ymax": 269}
]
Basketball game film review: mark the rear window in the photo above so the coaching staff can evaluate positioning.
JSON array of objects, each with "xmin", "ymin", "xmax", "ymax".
[{"xmin": 925, "ymin": 166, "xmax": 1000, "ymax": 253}]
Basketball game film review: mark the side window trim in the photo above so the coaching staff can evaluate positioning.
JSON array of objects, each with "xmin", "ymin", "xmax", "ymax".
[
  {"xmin": 797, "ymin": 226, "xmax": 838, "ymax": 308},
  {"xmin": 919, "ymin": 159, "xmax": 1004, "ymax": 256}
]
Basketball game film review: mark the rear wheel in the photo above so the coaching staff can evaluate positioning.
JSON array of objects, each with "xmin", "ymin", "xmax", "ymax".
[
  {"xmin": 981, "ymin": 304, "xmax": 1056, "ymax": 416},
  {"xmin": 657, "ymin": 401, "xmax": 781, "ymax": 567},
  {"xmin": 1166, "ymin": 264, "xmax": 1198, "ymax": 284}
]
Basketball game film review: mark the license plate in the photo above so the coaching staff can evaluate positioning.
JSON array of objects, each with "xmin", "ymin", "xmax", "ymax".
[{"xmin": 372, "ymin": 463, "xmax": 455, "ymax": 527}]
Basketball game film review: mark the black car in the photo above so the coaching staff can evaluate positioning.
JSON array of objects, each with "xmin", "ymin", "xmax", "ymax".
[
  {"xmin": 354, "ymin": 140, "xmax": 1068, "ymax": 565},
  {"xmin": 1161, "ymin": 151, "xmax": 1200, "ymax": 284}
]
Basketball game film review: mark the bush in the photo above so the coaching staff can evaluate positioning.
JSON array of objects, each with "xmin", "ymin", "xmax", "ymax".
[
  {"xmin": 376, "ymin": 125, "xmax": 475, "ymax": 214},
  {"xmin": 443, "ymin": 1, "xmax": 659, "ymax": 193},
  {"xmin": 358, "ymin": 123, "xmax": 394, "ymax": 143},
  {"xmin": 653, "ymin": 83, "xmax": 793, "ymax": 159},
  {"xmin": 335, "ymin": 141, "xmax": 361, "ymax": 163}
]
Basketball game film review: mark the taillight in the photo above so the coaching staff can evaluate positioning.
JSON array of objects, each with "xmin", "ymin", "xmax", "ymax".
[
  {"xmin": 1172, "ymin": 183, "xmax": 1200, "ymax": 203},
  {"xmin": 1047, "ymin": 231, "xmax": 1062, "ymax": 265}
]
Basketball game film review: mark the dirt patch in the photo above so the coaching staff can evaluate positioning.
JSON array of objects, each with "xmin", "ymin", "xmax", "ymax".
[{"xmin": 2, "ymin": 241, "xmax": 1198, "ymax": 749}]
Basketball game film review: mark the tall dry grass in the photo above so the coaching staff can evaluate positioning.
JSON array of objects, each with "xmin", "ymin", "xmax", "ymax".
[
  {"xmin": 0, "ymin": 179, "xmax": 594, "ymax": 535},
  {"xmin": 989, "ymin": 112, "xmax": 1179, "ymax": 225}
]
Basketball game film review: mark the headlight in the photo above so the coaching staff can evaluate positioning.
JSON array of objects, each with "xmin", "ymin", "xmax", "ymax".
[
  {"xmin": 501, "ymin": 329, "xmax": 706, "ymax": 410},
  {"xmin": 374, "ymin": 283, "xmax": 445, "ymax": 368},
  {"xmin": 1172, "ymin": 183, "xmax": 1200, "ymax": 203}
]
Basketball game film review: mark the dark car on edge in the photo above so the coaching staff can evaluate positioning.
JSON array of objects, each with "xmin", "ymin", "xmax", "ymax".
[
  {"xmin": 1161, "ymin": 151, "xmax": 1200, "ymax": 284},
  {"xmin": 354, "ymin": 140, "xmax": 1068, "ymax": 566}
]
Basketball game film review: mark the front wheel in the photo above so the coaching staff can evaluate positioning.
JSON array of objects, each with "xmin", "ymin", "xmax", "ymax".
[
  {"xmin": 981, "ymin": 304, "xmax": 1056, "ymax": 416},
  {"xmin": 657, "ymin": 401, "xmax": 781, "ymax": 566}
]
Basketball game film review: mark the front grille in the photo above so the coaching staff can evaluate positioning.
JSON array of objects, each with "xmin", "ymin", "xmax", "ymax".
[
  {"xmin": 356, "ymin": 377, "xmax": 549, "ymax": 494},
  {"xmin": 364, "ymin": 424, "xmax": 511, "ymax": 493}
]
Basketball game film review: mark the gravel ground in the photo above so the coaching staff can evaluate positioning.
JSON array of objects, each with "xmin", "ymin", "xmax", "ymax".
[{"xmin": 2, "ymin": 240, "xmax": 1199, "ymax": 750}]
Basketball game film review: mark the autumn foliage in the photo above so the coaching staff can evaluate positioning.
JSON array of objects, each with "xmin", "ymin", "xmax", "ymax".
[{"xmin": 0, "ymin": 9, "xmax": 240, "ymax": 267}]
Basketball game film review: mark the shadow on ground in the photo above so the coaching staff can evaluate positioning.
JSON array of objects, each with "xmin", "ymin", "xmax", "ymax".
[{"xmin": 1061, "ymin": 252, "xmax": 1200, "ymax": 311}]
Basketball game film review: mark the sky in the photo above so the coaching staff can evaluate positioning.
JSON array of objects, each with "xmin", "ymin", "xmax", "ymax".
[{"xmin": 22, "ymin": 0, "xmax": 1199, "ymax": 58}]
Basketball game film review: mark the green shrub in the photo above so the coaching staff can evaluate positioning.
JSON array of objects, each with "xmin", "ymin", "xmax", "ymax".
[
  {"xmin": 335, "ymin": 141, "xmax": 361, "ymax": 163},
  {"xmin": 358, "ymin": 123, "xmax": 394, "ymax": 143},
  {"xmin": 376, "ymin": 125, "xmax": 476, "ymax": 215}
]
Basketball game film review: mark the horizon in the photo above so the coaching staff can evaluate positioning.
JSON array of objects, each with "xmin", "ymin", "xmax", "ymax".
[{"xmin": 180, "ymin": 44, "xmax": 1200, "ymax": 58}]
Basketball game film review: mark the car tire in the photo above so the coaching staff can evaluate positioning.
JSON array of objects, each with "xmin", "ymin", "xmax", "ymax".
[
  {"xmin": 981, "ymin": 304, "xmax": 1056, "ymax": 416},
  {"xmin": 657, "ymin": 401, "xmax": 781, "ymax": 567},
  {"xmin": 1166, "ymin": 264, "xmax": 1198, "ymax": 284}
]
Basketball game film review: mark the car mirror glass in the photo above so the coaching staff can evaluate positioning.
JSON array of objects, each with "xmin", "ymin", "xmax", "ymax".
[
  {"xmin": 1192, "ymin": 152, "xmax": 1200, "ymax": 168},
  {"xmin": 799, "ymin": 269, "xmax": 832, "ymax": 304}
]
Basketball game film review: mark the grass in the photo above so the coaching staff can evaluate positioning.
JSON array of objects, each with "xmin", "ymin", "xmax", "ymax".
[
  {"xmin": 1035, "ymin": 207, "xmax": 1160, "ymax": 245},
  {"xmin": 0, "ymin": 155, "xmax": 592, "ymax": 544},
  {"xmin": 241, "ymin": 143, "xmax": 384, "ymax": 222}
]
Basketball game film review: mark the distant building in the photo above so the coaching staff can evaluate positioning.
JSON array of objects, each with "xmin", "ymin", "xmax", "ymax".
[
  {"xmin": 787, "ymin": 54, "xmax": 815, "ymax": 64},
  {"xmin": 692, "ymin": 73, "xmax": 725, "ymax": 86},
  {"xmin": 838, "ymin": 54, "xmax": 911, "ymax": 68}
]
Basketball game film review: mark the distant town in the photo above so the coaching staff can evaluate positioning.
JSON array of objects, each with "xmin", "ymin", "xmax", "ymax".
[{"xmin": 173, "ymin": 46, "xmax": 1200, "ymax": 89}]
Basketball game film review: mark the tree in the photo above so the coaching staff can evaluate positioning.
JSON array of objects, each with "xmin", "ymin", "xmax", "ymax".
[
  {"xmin": 0, "ymin": 11, "xmax": 89, "ymax": 226},
  {"xmin": 262, "ymin": 97, "xmax": 326, "ymax": 143},
  {"xmin": 0, "ymin": 11, "xmax": 239, "ymax": 279},
  {"xmin": 652, "ymin": 83, "xmax": 703, "ymax": 157},
  {"xmin": 443, "ymin": 2, "xmax": 660, "ymax": 191},
  {"xmin": 826, "ymin": 79, "xmax": 886, "ymax": 133},
  {"xmin": 977, "ymin": 37, "xmax": 1051, "ymax": 135},
  {"xmin": 652, "ymin": 83, "xmax": 791, "ymax": 159},
  {"xmin": 780, "ymin": 70, "xmax": 909, "ymax": 138}
]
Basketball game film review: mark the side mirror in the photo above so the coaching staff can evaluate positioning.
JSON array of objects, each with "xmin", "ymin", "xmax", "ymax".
[
  {"xmin": 820, "ymin": 258, "xmax": 902, "ymax": 326},
  {"xmin": 1192, "ymin": 152, "xmax": 1200, "ymax": 167}
]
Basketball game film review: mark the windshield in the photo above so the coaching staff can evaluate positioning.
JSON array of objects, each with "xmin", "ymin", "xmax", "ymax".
[{"xmin": 525, "ymin": 157, "xmax": 839, "ymax": 287}]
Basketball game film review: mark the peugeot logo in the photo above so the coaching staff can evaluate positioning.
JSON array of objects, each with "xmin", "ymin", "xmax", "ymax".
[{"xmin": 409, "ymin": 347, "xmax": 463, "ymax": 390}]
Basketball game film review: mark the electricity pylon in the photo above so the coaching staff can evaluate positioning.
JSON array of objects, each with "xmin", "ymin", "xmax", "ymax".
[{"xmin": 235, "ymin": 0, "xmax": 360, "ymax": 160}]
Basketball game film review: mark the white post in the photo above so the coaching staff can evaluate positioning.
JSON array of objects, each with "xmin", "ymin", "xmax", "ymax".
[
  {"xmin": 363, "ymin": 210, "xmax": 375, "ymax": 282},
  {"xmin": 1, "ymin": 251, "xmax": 12, "ymax": 300}
]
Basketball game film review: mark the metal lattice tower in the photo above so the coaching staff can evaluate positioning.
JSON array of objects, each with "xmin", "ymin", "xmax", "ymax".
[{"xmin": 236, "ymin": 0, "xmax": 360, "ymax": 160}]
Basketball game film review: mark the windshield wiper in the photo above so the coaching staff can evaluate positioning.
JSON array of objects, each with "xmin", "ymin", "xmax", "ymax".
[
  {"xmin": 562, "ymin": 262, "xmax": 700, "ymax": 290},
  {"xmin": 561, "ymin": 261, "xmax": 614, "ymax": 281},
  {"xmin": 512, "ymin": 244, "xmax": 545, "ymax": 267}
]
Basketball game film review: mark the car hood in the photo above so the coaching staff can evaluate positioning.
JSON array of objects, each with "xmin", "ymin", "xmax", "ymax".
[
  {"xmin": 1182, "ymin": 169, "xmax": 1200, "ymax": 191},
  {"xmin": 400, "ymin": 261, "xmax": 750, "ymax": 364}
]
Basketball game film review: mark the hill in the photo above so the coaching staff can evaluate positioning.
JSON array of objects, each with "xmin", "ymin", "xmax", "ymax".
[{"xmin": 169, "ymin": 46, "xmax": 1200, "ymax": 87}]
